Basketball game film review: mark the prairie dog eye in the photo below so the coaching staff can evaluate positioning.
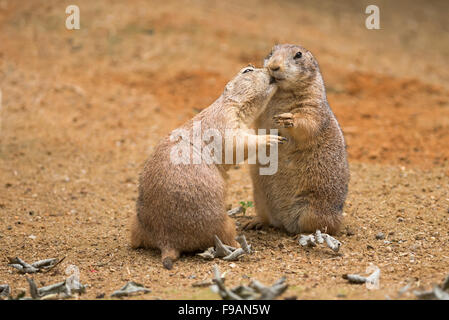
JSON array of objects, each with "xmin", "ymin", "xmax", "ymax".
[
  {"xmin": 242, "ymin": 68, "xmax": 254, "ymax": 74},
  {"xmin": 294, "ymin": 51, "xmax": 302, "ymax": 59}
]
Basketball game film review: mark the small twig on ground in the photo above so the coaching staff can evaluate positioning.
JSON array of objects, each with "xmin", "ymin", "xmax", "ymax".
[
  {"xmin": 343, "ymin": 265, "xmax": 381, "ymax": 287},
  {"xmin": 41, "ymin": 257, "xmax": 66, "ymax": 273},
  {"xmin": 8, "ymin": 257, "xmax": 39, "ymax": 273},
  {"xmin": 214, "ymin": 235, "xmax": 234, "ymax": 258},
  {"xmin": 197, "ymin": 235, "xmax": 251, "ymax": 261},
  {"xmin": 192, "ymin": 280, "xmax": 215, "ymax": 288},
  {"xmin": 0, "ymin": 284, "xmax": 11, "ymax": 299},
  {"xmin": 342, "ymin": 274, "xmax": 368, "ymax": 284},
  {"xmin": 223, "ymin": 248, "xmax": 245, "ymax": 261},
  {"xmin": 323, "ymin": 234, "xmax": 341, "ymax": 252},
  {"xmin": 227, "ymin": 207, "xmax": 244, "ymax": 216},
  {"xmin": 197, "ymin": 247, "xmax": 216, "ymax": 260},
  {"xmin": 298, "ymin": 230, "xmax": 341, "ymax": 252},
  {"xmin": 413, "ymin": 272, "xmax": 449, "ymax": 300},
  {"xmin": 396, "ymin": 282, "xmax": 413, "ymax": 299},
  {"xmin": 442, "ymin": 274, "xmax": 449, "ymax": 291},
  {"xmin": 7, "ymin": 256, "xmax": 64, "ymax": 274},
  {"xmin": 23, "ymin": 277, "xmax": 86, "ymax": 300},
  {"xmin": 111, "ymin": 282, "xmax": 151, "ymax": 298},
  {"xmin": 299, "ymin": 235, "xmax": 317, "ymax": 247},
  {"xmin": 210, "ymin": 265, "xmax": 288, "ymax": 300},
  {"xmin": 236, "ymin": 235, "xmax": 252, "ymax": 254}
]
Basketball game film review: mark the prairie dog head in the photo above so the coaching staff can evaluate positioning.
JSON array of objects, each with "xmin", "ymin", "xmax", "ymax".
[
  {"xmin": 264, "ymin": 44, "xmax": 320, "ymax": 91},
  {"xmin": 223, "ymin": 65, "xmax": 277, "ymax": 125}
]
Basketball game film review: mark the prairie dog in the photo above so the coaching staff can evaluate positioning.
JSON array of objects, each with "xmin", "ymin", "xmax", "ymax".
[
  {"xmin": 245, "ymin": 44, "xmax": 349, "ymax": 235},
  {"xmin": 131, "ymin": 66, "xmax": 282, "ymax": 269}
]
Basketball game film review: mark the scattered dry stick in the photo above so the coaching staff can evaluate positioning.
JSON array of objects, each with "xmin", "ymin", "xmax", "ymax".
[
  {"xmin": 343, "ymin": 266, "xmax": 381, "ymax": 287},
  {"xmin": 227, "ymin": 207, "xmax": 244, "ymax": 216},
  {"xmin": 24, "ymin": 277, "xmax": 86, "ymax": 300},
  {"xmin": 197, "ymin": 235, "xmax": 252, "ymax": 261},
  {"xmin": 414, "ymin": 273, "xmax": 449, "ymax": 300},
  {"xmin": 0, "ymin": 284, "xmax": 11, "ymax": 299},
  {"xmin": 111, "ymin": 282, "xmax": 151, "ymax": 298},
  {"xmin": 7, "ymin": 257, "xmax": 64, "ymax": 274},
  {"xmin": 210, "ymin": 265, "xmax": 288, "ymax": 300},
  {"xmin": 298, "ymin": 230, "xmax": 341, "ymax": 252}
]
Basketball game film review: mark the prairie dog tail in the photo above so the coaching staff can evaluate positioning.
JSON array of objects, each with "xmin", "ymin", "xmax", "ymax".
[{"xmin": 161, "ymin": 247, "xmax": 180, "ymax": 270}]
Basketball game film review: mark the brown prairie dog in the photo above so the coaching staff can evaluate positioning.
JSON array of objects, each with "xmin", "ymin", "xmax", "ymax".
[
  {"xmin": 131, "ymin": 66, "xmax": 283, "ymax": 269},
  {"xmin": 245, "ymin": 44, "xmax": 350, "ymax": 235}
]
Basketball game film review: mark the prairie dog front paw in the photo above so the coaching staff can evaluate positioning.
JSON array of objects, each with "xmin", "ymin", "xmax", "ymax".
[
  {"xmin": 259, "ymin": 134, "xmax": 287, "ymax": 147},
  {"xmin": 273, "ymin": 113, "xmax": 294, "ymax": 128}
]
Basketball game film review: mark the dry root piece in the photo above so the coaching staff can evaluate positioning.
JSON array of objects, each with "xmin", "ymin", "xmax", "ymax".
[
  {"xmin": 197, "ymin": 247, "xmax": 216, "ymax": 260},
  {"xmin": 315, "ymin": 230, "xmax": 324, "ymax": 244},
  {"xmin": 250, "ymin": 277, "xmax": 288, "ymax": 300},
  {"xmin": 111, "ymin": 281, "xmax": 151, "ymax": 298},
  {"xmin": 7, "ymin": 257, "xmax": 63, "ymax": 274},
  {"xmin": 227, "ymin": 207, "xmax": 244, "ymax": 216},
  {"xmin": 210, "ymin": 265, "xmax": 288, "ymax": 300},
  {"xmin": 211, "ymin": 265, "xmax": 243, "ymax": 300},
  {"xmin": 323, "ymin": 234, "xmax": 341, "ymax": 252},
  {"xmin": 197, "ymin": 235, "xmax": 252, "ymax": 261},
  {"xmin": 342, "ymin": 274, "xmax": 368, "ymax": 284},
  {"xmin": 343, "ymin": 266, "xmax": 381, "ymax": 286},
  {"xmin": 298, "ymin": 230, "xmax": 341, "ymax": 252},
  {"xmin": 214, "ymin": 235, "xmax": 234, "ymax": 258},
  {"xmin": 414, "ymin": 273, "xmax": 449, "ymax": 300},
  {"xmin": 299, "ymin": 235, "xmax": 317, "ymax": 247},
  {"xmin": 223, "ymin": 248, "xmax": 245, "ymax": 261},
  {"xmin": 0, "ymin": 284, "xmax": 11, "ymax": 299},
  {"xmin": 236, "ymin": 235, "xmax": 252, "ymax": 254},
  {"xmin": 24, "ymin": 277, "xmax": 86, "ymax": 300},
  {"xmin": 192, "ymin": 280, "xmax": 214, "ymax": 288},
  {"xmin": 442, "ymin": 274, "xmax": 449, "ymax": 291}
]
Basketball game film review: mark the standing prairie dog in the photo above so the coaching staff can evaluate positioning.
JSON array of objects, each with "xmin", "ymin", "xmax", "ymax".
[
  {"xmin": 131, "ymin": 66, "xmax": 283, "ymax": 269},
  {"xmin": 245, "ymin": 44, "xmax": 349, "ymax": 235}
]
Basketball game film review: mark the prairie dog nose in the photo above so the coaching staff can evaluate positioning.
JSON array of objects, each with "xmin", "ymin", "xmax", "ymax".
[{"xmin": 267, "ymin": 57, "xmax": 283, "ymax": 72}]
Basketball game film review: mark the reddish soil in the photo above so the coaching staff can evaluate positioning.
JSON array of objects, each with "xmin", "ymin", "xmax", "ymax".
[{"xmin": 1, "ymin": 0, "xmax": 448, "ymax": 299}]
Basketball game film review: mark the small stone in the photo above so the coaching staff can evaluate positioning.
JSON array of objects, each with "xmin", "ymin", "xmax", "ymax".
[
  {"xmin": 375, "ymin": 232, "xmax": 385, "ymax": 240},
  {"xmin": 29, "ymin": 235, "xmax": 36, "ymax": 240}
]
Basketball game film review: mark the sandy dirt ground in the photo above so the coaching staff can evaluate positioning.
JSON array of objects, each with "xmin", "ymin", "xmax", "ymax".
[{"xmin": 1, "ymin": 0, "xmax": 448, "ymax": 299}]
